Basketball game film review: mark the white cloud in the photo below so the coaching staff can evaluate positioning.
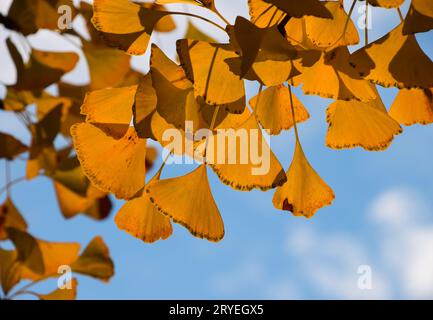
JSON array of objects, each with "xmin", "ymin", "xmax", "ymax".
[{"xmin": 369, "ymin": 187, "xmax": 433, "ymax": 298}]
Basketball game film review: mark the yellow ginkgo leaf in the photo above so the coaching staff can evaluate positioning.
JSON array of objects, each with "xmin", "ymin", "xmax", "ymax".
[
  {"xmin": 116, "ymin": 174, "xmax": 173, "ymax": 243},
  {"xmin": 204, "ymin": 114, "xmax": 287, "ymax": 191},
  {"xmin": 326, "ymin": 85, "xmax": 402, "ymax": 151},
  {"xmin": 7, "ymin": 228, "xmax": 81, "ymax": 280},
  {"xmin": 0, "ymin": 132, "xmax": 27, "ymax": 160},
  {"xmin": 248, "ymin": 0, "xmax": 285, "ymax": 27},
  {"xmin": 349, "ymin": 23, "xmax": 433, "ymax": 89},
  {"xmin": 0, "ymin": 249, "xmax": 21, "ymax": 295},
  {"xmin": 300, "ymin": 47, "xmax": 376, "ymax": 101},
  {"xmin": 7, "ymin": 39, "xmax": 79, "ymax": 91},
  {"xmin": 83, "ymin": 42, "xmax": 131, "ymax": 91},
  {"xmin": 92, "ymin": 0, "xmax": 170, "ymax": 55},
  {"xmin": 150, "ymin": 44, "xmax": 203, "ymax": 129},
  {"xmin": 7, "ymin": 0, "xmax": 75, "ymax": 35},
  {"xmin": 72, "ymin": 123, "xmax": 147, "ymax": 200},
  {"xmin": 177, "ymin": 39, "xmax": 246, "ymax": 113},
  {"xmin": 71, "ymin": 236, "xmax": 114, "ymax": 282},
  {"xmin": 52, "ymin": 156, "xmax": 112, "ymax": 221},
  {"xmin": 37, "ymin": 278, "xmax": 78, "ymax": 300},
  {"xmin": 134, "ymin": 74, "xmax": 158, "ymax": 138},
  {"xmin": 147, "ymin": 165, "xmax": 224, "ymax": 242},
  {"xmin": 366, "ymin": 0, "xmax": 405, "ymax": 8},
  {"xmin": 0, "ymin": 198, "xmax": 28, "ymax": 240},
  {"xmin": 54, "ymin": 182, "xmax": 112, "ymax": 220},
  {"xmin": 284, "ymin": 18, "xmax": 318, "ymax": 50},
  {"xmin": 227, "ymin": 17, "xmax": 297, "ymax": 86},
  {"xmin": 389, "ymin": 88, "xmax": 433, "ymax": 125},
  {"xmin": 273, "ymin": 141, "xmax": 335, "ymax": 218},
  {"xmin": 403, "ymin": 0, "xmax": 433, "ymax": 34},
  {"xmin": 249, "ymin": 85, "xmax": 310, "ymax": 135},
  {"xmin": 81, "ymin": 86, "xmax": 136, "ymax": 126},
  {"xmin": 303, "ymin": 1, "xmax": 359, "ymax": 49},
  {"xmin": 263, "ymin": 0, "xmax": 332, "ymax": 18}
]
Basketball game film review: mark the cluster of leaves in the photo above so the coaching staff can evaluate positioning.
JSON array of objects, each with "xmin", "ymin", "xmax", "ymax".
[
  {"xmin": 0, "ymin": 0, "xmax": 141, "ymax": 299},
  {"xmin": 67, "ymin": 0, "xmax": 433, "ymax": 243},
  {"xmin": 1, "ymin": 0, "xmax": 433, "ymax": 288}
]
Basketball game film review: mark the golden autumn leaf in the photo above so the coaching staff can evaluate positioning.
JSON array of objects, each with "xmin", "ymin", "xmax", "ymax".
[
  {"xmin": 0, "ymin": 198, "xmax": 28, "ymax": 240},
  {"xmin": 249, "ymin": 84, "xmax": 310, "ymax": 135},
  {"xmin": 349, "ymin": 23, "xmax": 433, "ymax": 89},
  {"xmin": 389, "ymin": 88, "xmax": 433, "ymax": 126},
  {"xmin": 116, "ymin": 173, "xmax": 173, "ymax": 243},
  {"xmin": 273, "ymin": 141, "xmax": 335, "ymax": 218},
  {"xmin": 147, "ymin": 165, "xmax": 224, "ymax": 242},
  {"xmin": 326, "ymin": 85, "xmax": 402, "ymax": 151},
  {"xmin": 302, "ymin": 1, "xmax": 359, "ymax": 50},
  {"xmin": 203, "ymin": 113, "xmax": 287, "ymax": 191},
  {"xmin": 177, "ymin": 39, "xmax": 246, "ymax": 113},
  {"xmin": 227, "ymin": 16, "xmax": 298, "ymax": 86},
  {"xmin": 92, "ymin": 0, "xmax": 171, "ymax": 55},
  {"xmin": 7, "ymin": 228, "xmax": 81, "ymax": 279},
  {"xmin": 6, "ymin": 0, "xmax": 75, "ymax": 35},
  {"xmin": 299, "ymin": 47, "xmax": 376, "ymax": 101},
  {"xmin": 37, "ymin": 278, "xmax": 78, "ymax": 300},
  {"xmin": 248, "ymin": 0, "xmax": 285, "ymax": 27},
  {"xmin": 71, "ymin": 236, "xmax": 114, "ymax": 282},
  {"xmin": 72, "ymin": 123, "xmax": 147, "ymax": 200},
  {"xmin": 7, "ymin": 38, "xmax": 79, "ymax": 91}
]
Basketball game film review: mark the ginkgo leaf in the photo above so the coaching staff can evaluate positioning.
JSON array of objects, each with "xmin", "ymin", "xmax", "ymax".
[
  {"xmin": 177, "ymin": 39, "xmax": 246, "ymax": 113},
  {"xmin": 7, "ymin": 39, "xmax": 79, "ymax": 91},
  {"xmin": 7, "ymin": 0, "xmax": 75, "ymax": 35},
  {"xmin": 389, "ymin": 88, "xmax": 433, "ymax": 125},
  {"xmin": 72, "ymin": 123, "xmax": 147, "ymax": 200},
  {"xmin": 134, "ymin": 74, "xmax": 158, "ymax": 138},
  {"xmin": 147, "ymin": 165, "xmax": 224, "ymax": 242},
  {"xmin": 81, "ymin": 86, "xmax": 136, "ymax": 126},
  {"xmin": 349, "ymin": 23, "xmax": 433, "ymax": 89},
  {"xmin": 248, "ymin": 0, "xmax": 285, "ymax": 27},
  {"xmin": 152, "ymin": 4, "xmax": 176, "ymax": 33},
  {"xmin": 303, "ymin": 1, "xmax": 359, "ymax": 49},
  {"xmin": 0, "ymin": 198, "xmax": 28, "ymax": 240},
  {"xmin": 273, "ymin": 141, "xmax": 335, "ymax": 218},
  {"xmin": 227, "ymin": 16, "xmax": 297, "ymax": 86},
  {"xmin": 71, "ymin": 236, "xmax": 114, "ymax": 282},
  {"xmin": 37, "ymin": 278, "xmax": 78, "ymax": 300},
  {"xmin": 403, "ymin": 0, "xmax": 433, "ymax": 34},
  {"xmin": 0, "ymin": 132, "xmax": 27, "ymax": 160},
  {"xmin": 326, "ymin": 85, "xmax": 402, "ymax": 151},
  {"xmin": 249, "ymin": 85, "xmax": 309, "ymax": 135},
  {"xmin": 26, "ymin": 104, "xmax": 63, "ymax": 179},
  {"xmin": 204, "ymin": 114, "xmax": 287, "ymax": 191},
  {"xmin": 150, "ymin": 44, "xmax": 203, "ymax": 129},
  {"xmin": 92, "ymin": 0, "xmax": 170, "ymax": 55},
  {"xmin": 184, "ymin": 21, "xmax": 216, "ymax": 42},
  {"xmin": 51, "ymin": 156, "xmax": 112, "ymax": 220},
  {"xmin": 7, "ymin": 228, "xmax": 81, "ymax": 279},
  {"xmin": 0, "ymin": 249, "xmax": 21, "ymax": 295},
  {"xmin": 83, "ymin": 42, "xmax": 131, "ymax": 91},
  {"xmin": 54, "ymin": 182, "xmax": 112, "ymax": 220},
  {"xmin": 263, "ymin": 0, "xmax": 332, "ymax": 18},
  {"xmin": 300, "ymin": 47, "xmax": 376, "ymax": 101},
  {"xmin": 116, "ymin": 174, "xmax": 173, "ymax": 243}
]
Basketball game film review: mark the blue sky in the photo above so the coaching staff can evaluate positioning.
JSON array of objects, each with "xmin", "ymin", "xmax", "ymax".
[{"xmin": 1, "ymin": 0, "xmax": 433, "ymax": 299}]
